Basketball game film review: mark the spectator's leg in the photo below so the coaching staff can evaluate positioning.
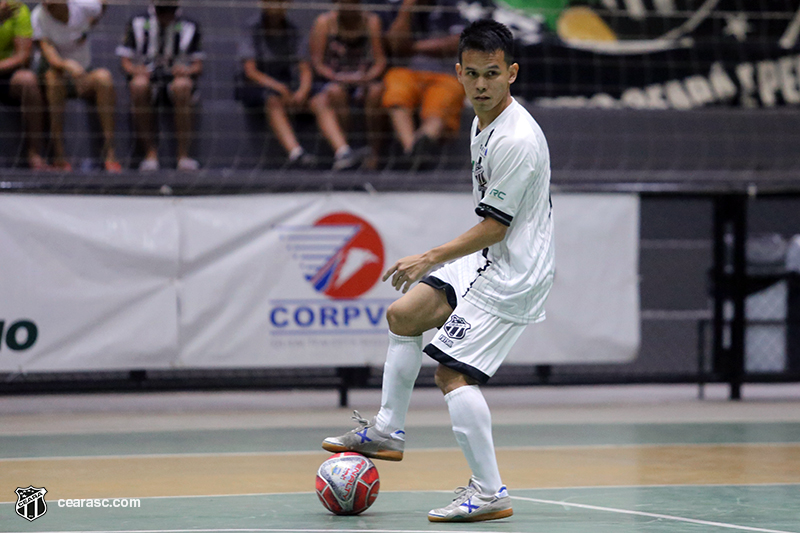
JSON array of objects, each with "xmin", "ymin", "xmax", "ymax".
[
  {"xmin": 43, "ymin": 68, "xmax": 70, "ymax": 169},
  {"xmin": 364, "ymin": 81, "xmax": 386, "ymax": 170},
  {"xmin": 382, "ymin": 68, "xmax": 420, "ymax": 154},
  {"xmin": 9, "ymin": 69, "xmax": 47, "ymax": 169},
  {"xmin": 80, "ymin": 68, "xmax": 119, "ymax": 170},
  {"xmin": 129, "ymin": 74, "xmax": 158, "ymax": 163},
  {"xmin": 169, "ymin": 76, "xmax": 194, "ymax": 162},
  {"xmin": 419, "ymin": 73, "xmax": 464, "ymax": 144},
  {"xmin": 309, "ymin": 85, "xmax": 348, "ymax": 154},
  {"xmin": 327, "ymin": 83, "xmax": 349, "ymax": 133},
  {"xmin": 388, "ymin": 107, "xmax": 415, "ymax": 153},
  {"xmin": 265, "ymin": 94, "xmax": 301, "ymax": 155}
]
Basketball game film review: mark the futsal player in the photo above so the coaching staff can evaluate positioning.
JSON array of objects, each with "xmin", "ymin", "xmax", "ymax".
[{"xmin": 322, "ymin": 19, "xmax": 554, "ymax": 523}]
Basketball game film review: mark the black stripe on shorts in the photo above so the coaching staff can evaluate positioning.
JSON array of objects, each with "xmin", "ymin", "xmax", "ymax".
[
  {"xmin": 423, "ymin": 344, "xmax": 491, "ymax": 384},
  {"xmin": 420, "ymin": 275, "xmax": 458, "ymax": 310}
]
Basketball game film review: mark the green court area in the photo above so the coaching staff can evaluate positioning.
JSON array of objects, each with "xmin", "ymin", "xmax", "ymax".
[{"xmin": 2, "ymin": 486, "xmax": 798, "ymax": 533}]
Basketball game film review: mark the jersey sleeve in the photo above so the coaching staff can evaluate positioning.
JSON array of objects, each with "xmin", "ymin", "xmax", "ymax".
[
  {"xmin": 14, "ymin": 5, "xmax": 33, "ymax": 39},
  {"xmin": 236, "ymin": 28, "xmax": 255, "ymax": 61},
  {"xmin": 30, "ymin": 6, "xmax": 43, "ymax": 41},
  {"xmin": 187, "ymin": 21, "xmax": 205, "ymax": 60},
  {"xmin": 115, "ymin": 18, "xmax": 136, "ymax": 58},
  {"xmin": 474, "ymin": 137, "xmax": 536, "ymax": 226}
]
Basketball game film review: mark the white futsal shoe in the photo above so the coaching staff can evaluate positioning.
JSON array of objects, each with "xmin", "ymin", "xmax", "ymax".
[
  {"xmin": 428, "ymin": 479, "xmax": 513, "ymax": 522},
  {"xmin": 322, "ymin": 410, "xmax": 405, "ymax": 461}
]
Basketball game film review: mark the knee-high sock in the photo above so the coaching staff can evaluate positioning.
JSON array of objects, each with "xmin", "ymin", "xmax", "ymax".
[
  {"xmin": 445, "ymin": 385, "xmax": 502, "ymax": 495},
  {"xmin": 374, "ymin": 332, "xmax": 423, "ymax": 435}
]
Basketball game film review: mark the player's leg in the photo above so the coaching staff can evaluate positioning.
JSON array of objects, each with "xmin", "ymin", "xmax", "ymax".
[
  {"xmin": 79, "ymin": 68, "xmax": 120, "ymax": 172},
  {"xmin": 425, "ymin": 300, "xmax": 523, "ymax": 522},
  {"xmin": 128, "ymin": 74, "xmax": 159, "ymax": 169},
  {"xmin": 321, "ymin": 282, "xmax": 453, "ymax": 461},
  {"xmin": 8, "ymin": 69, "xmax": 48, "ymax": 169},
  {"xmin": 168, "ymin": 75, "xmax": 199, "ymax": 170},
  {"xmin": 43, "ymin": 68, "xmax": 70, "ymax": 170}
]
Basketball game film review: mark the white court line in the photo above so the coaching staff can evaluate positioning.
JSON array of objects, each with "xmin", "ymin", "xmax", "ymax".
[
  {"xmin": 512, "ymin": 495, "xmax": 798, "ymax": 533},
  {"xmin": 2, "ymin": 530, "xmax": 527, "ymax": 533}
]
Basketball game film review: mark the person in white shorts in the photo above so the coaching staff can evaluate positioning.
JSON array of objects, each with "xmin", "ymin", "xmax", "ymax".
[{"xmin": 322, "ymin": 18, "xmax": 554, "ymax": 523}]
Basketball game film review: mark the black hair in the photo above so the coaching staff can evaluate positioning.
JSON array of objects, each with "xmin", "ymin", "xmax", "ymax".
[{"xmin": 458, "ymin": 19, "xmax": 514, "ymax": 65}]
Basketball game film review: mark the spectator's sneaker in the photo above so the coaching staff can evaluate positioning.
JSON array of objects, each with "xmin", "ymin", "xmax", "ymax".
[
  {"xmin": 177, "ymin": 157, "xmax": 200, "ymax": 171},
  {"xmin": 428, "ymin": 480, "xmax": 513, "ymax": 523},
  {"xmin": 332, "ymin": 146, "xmax": 370, "ymax": 171},
  {"xmin": 284, "ymin": 152, "xmax": 318, "ymax": 170},
  {"xmin": 410, "ymin": 134, "xmax": 438, "ymax": 172},
  {"xmin": 322, "ymin": 410, "xmax": 405, "ymax": 461},
  {"xmin": 139, "ymin": 158, "xmax": 160, "ymax": 172}
]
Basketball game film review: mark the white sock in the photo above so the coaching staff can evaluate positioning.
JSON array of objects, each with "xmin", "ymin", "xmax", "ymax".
[
  {"xmin": 288, "ymin": 146, "xmax": 304, "ymax": 161},
  {"xmin": 373, "ymin": 332, "xmax": 423, "ymax": 435},
  {"xmin": 334, "ymin": 145, "xmax": 352, "ymax": 158},
  {"xmin": 445, "ymin": 385, "xmax": 503, "ymax": 496}
]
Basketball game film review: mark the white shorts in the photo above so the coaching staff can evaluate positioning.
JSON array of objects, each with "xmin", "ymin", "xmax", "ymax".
[{"xmin": 421, "ymin": 254, "xmax": 527, "ymax": 384}]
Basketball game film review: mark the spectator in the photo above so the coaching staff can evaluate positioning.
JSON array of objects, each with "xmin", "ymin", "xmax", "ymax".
[
  {"xmin": 117, "ymin": 0, "xmax": 203, "ymax": 171},
  {"xmin": 0, "ymin": 0, "xmax": 47, "ymax": 169},
  {"xmin": 308, "ymin": 0, "xmax": 386, "ymax": 170},
  {"xmin": 383, "ymin": 0, "xmax": 466, "ymax": 169},
  {"xmin": 236, "ymin": 0, "xmax": 316, "ymax": 169},
  {"xmin": 32, "ymin": 0, "xmax": 120, "ymax": 172}
]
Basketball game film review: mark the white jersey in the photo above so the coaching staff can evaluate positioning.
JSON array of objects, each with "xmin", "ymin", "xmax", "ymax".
[
  {"xmin": 32, "ymin": 0, "xmax": 103, "ymax": 70},
  {"xmin": 464, "ymin": 97, "xmax": 554, "ymax": 324}
]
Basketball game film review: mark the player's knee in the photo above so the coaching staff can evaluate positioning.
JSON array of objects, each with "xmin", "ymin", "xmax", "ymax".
[
  {"xmin": 434, "ymin": 365, "xmax": 475, "ymax": 394},
  {"xmin": 386, "ymin": 302, "xmax": 416, "ymax": 337}
]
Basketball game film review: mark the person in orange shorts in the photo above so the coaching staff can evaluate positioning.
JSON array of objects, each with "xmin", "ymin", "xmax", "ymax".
[{"xmin": 383, "ymin": 0, "xmax": 467, "ymax": 170}]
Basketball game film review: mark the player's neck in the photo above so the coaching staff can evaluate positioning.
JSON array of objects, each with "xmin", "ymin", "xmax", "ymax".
[{"xmin": 476, "ymin": 93, "xmax": 513, "ymax": 131}]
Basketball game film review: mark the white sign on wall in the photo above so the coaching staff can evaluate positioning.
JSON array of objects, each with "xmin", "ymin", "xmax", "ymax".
[{"xmin": 0, "ymin": 192, "xmax": 639, "ymax": 372}]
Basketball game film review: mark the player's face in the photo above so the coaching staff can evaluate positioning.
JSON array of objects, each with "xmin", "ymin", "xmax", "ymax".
[{"xmin": 456, "ymin": 49, "xmax": 518, "ymax": 117}]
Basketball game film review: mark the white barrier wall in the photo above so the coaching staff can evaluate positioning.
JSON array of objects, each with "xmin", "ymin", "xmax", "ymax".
[{"xmin": 0, "ymin": 192, "xmax": 639, "ymax": 371}]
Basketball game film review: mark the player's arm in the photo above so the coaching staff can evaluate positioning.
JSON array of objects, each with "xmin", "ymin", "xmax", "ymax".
[
  {"xmin": 383, "ymin": 216, "xmax": 508, "ymax": 293},
  {"xmin": 0, "ymin": 35, "xmax": 31, "ymax": 73}
]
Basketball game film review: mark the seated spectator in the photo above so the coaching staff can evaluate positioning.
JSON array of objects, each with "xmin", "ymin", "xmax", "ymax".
[
  {"xmin": 308, "ymin": 0, "xmax": 386, "ymax": 170},
  {"xmin": 236, "ymin": 0, "xmax": 316, "ymax": 169},
  {"xmin": 116, "ymin": 0, "xmax": 203, "ymax": 171},
  {"xmin": 383, "ymin": 0, "xmax": 466, "ymax": 169},
  {"xmin": 32, "ymin": 0, "xmax": 120, "ymax": 172},
  {"xmin": 0, "ymin": 0, "xmax": 48, "ymax": 169}
]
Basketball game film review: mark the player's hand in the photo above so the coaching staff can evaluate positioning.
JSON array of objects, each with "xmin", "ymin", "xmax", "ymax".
[
  {"xmin": 172, "ymin": 64, "xmax": 190, "ymax": 78},
  {"xmin": 289, "ymin": 87, "xmax": 308, "ymax": 107},
  {"xmin": 63, "ymin": 59, "xmax": 86, "ymax": 80},
  {"xmin": 382, "ymin": 253, "xmax": 436, "ymax": 293}
]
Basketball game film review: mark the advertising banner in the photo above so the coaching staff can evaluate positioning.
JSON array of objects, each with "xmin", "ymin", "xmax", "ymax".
[
  {"xmin": 0, "ymin": 192, "xmax": 639, "ymax": 372},
  {"xmin": 462, "ymin": 0, "xmax": 800, "ymax": 109}
]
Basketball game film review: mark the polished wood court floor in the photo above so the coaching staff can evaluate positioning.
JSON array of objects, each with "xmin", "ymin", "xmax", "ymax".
[{"xmin": 2, "ymin": 386, "xmax": 799, "ymax": 533}]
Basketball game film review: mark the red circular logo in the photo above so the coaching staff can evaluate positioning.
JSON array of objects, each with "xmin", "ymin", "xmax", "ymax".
[{"xmin": 308, "ymin": 212, "xmax": 385, "ymax": 299}]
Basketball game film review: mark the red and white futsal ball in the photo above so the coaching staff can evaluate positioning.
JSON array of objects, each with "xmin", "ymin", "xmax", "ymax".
[{"xmin": 316, "ymin": 452, "xmax": 380, "ymax": 515}]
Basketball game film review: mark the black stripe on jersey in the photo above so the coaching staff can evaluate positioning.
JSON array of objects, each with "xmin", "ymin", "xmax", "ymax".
[
  {"xmin": 420, "ymin": 275, "xmax": 458, "ymax": 311},
  {"xmin": 475, "ymin": 203, "xmax": 513, "ymax": 226},
  {"xmin": 423, "ymin": 344, "xmax": 491, "ymax": 384}
]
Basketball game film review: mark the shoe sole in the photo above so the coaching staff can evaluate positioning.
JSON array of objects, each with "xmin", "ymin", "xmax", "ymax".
[
  {"xmin": 428, "ymin": 508, "xmax": 513, "ymax": 523},
  {"xmin": 321, "ymin": 441, "xmax": 404, "ymax": 461}
]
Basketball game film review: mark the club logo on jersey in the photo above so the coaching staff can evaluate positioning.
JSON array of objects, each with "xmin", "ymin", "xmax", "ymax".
[
  {"xmin": 473, "ymin": 161, "xmax": 487, "ymax": 192},
  {"xmin": 281, "ymin": 212, "xmax": 385, "ymax": 300},
  {"xmin": 15, "ymin": 486, "xmax": 47, "ymax": 522},
  {"xmin": 443, "ymin": 315, "xmax": 471, "ymax": 340}
]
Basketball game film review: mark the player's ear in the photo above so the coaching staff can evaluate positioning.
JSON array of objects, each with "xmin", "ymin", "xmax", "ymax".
[
  {"xmin": 508, "ymin": 62, "xmax": 519, "ymax": 84},
  {"xmin": 455, "ymin": 62, "xmax": 463, "ymax": 81}
]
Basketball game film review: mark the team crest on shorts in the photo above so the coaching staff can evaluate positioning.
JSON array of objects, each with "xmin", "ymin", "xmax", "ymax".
[
  {"xmin": 443, "ymin": 315, "xmax": 471, "ymax": 340},
  {"xmin": 15, "ymin": 486, "xmax": 47, "ymax": 522}
]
